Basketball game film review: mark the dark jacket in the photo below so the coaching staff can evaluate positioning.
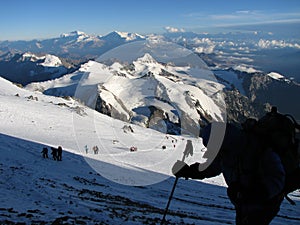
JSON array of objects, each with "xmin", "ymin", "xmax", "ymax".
[{"xmin": 193, "ymin": 123, "xmax": 285, "ymax": 203}]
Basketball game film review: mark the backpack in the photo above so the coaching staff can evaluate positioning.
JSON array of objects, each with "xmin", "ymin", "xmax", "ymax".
[
  {"xmin": 242, "ymin": 107, "xmax": 300, "ymax": 203},
  {"xmin": 220, "ymin": 123, "xmax": 286, "ymax": 205},
  {"xmin": 255, "ymin": 108, "xmax": 300, "ymax": 173}
]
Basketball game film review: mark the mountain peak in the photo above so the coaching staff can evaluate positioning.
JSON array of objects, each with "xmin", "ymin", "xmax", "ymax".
[
  {"xmin": 20, "ymin": 52, "xmax": 62, "ymax": 67},
  {"xmin": 21, "ymin": 52, "xmax": 43, "ymax": 62},
  {"xmin": 136, "ymin": 53, "xmax": 157, "ymax": 64},
  {"xmin": 39, "ymin": 54, "xmax": 62, "ymax": 67},
  {"xmin": 267, "ymin": 72, "xmax": 285, "ymax": 80},
  {"xmin": 103, "ymin": 31, "xmax": 145, "ymax": 41}
]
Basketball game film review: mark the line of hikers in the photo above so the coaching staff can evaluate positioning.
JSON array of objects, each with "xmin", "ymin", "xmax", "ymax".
[
  {"xmin": 41, "ymin": 146, "xmax": 63, "ymax": 161},
  {"xmin": 42, "ymin": 144, "xmax": 99, "ymax": 159}
]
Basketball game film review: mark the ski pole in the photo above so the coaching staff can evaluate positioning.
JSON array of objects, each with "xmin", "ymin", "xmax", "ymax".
[
  {"xmin": 161, "ymin": 140, "xmax": 193, "ymax": 224},
  {"xmin": 161, "ymin": 176, "xmax": 179, "ymax": 224}
]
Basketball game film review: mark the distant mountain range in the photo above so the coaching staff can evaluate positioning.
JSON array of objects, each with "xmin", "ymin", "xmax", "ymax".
[
  {"xmin": 0, "ymin": 31, "xmax": 147, "ymax": 85},
  {"xmin": 0, "ymin": 31, "xmax": 145, "ymax": 59},
  {"xmin": 1, "ymin": 29, "xmax": 299, "ymax": 80},
  {"xmin": 24, "ymin": 52, "xmax": 300, "ymax": 129},
  {"xmin": 0, "ymin": 52, "xmax": 75, "ymax": 85},
  {"xmin": 0, "ymin": 30, "xmax": 299, "ymax": 127}
]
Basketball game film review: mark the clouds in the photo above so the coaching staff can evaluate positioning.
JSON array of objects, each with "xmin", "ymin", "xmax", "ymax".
[
  {"xmin": 164, "ymin": 26, "xmax": 185, "ymax": 33},
  {"xmin": 184, "ymin": 9, "xmax": 300, "ymax": 28},
  {"xmin": 210, "ymin": 10, "xmax": 262, "ymax": 21},
  {"xmin": 257, "ymin": 39, "xmax": 300, "ymax": 49},
  {"xmin": 192, "ymin": 38, "xmax": 215, "ymax": 54}
]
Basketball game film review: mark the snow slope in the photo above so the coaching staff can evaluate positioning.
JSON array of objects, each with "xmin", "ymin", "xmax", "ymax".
[
  {"xmin": 26, "ymin": 53, "xmax": 226, "ymax": 136},
  {"xmin": 0, "ymin": 77, "xmax": 299, "ymax": 224},
  {"xmin": 39, "ymin": 54, "xmax": 62, "ymax": 67},
  {"xmin": 0, "ymin": 52, "xmax": 69, "ymax": 86},
  {"xmin": 2, "ymin": 76, "xmax": 206, "ymax": 185},
  {"xmin": 214, "ymin": 69, "xmax": 246, "ymax": 95},
  {"xmin": 267, "ymin": 72, "xmax": 285, "ymax": 80},
  {"xmin": 20, "ymin": 53, "xmax": 63, "ymax": 67}
]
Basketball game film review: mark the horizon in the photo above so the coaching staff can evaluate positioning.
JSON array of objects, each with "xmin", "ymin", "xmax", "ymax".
[
  {"xmin": 1, "ymin": 20, "xmax": 300, "ymax": 42},
  {"xmin": 1, "ymin": 0, "xmax": 300, "ymax": 41}
]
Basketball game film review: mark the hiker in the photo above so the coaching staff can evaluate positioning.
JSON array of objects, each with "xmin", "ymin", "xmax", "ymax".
[
  {"xmin": 93, "ymin": 145, "xmax": 99, "ymax": 154},
  {"xmin": 172, "ymin": 122, "xmax": 286, "ymax": 225},
  {"xmin": 51, "ymin": 147, "xmax": 58, "ymax": 160},
  {"xmin": 130, "ymin": 146, "xmax": 137, "ymax": 152},
  {"xmin": 84, "ymin": 145, "xmax": 88, "ymax": 154},
  {"xmin": 41, "ymin": 147, "xmax": 48, "ymax": 158},
  {"xmin": 57, "ymin": 146, "xmax": 62, "ymax": 161}
]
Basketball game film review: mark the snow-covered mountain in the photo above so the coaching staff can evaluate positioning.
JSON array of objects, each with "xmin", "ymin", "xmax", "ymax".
[
  {"xmin": 207, "ymin": 66, "xmax": 300, "ymax": 121},
  {"xmin": 1, "ymin": 28, "xmax": 300, "ymax": 224},
  {"xmin": 8, "ymin": 30, "xmax": 300, "ymax": 116},
  {"xmin": 24, "ymin": 48, "xmax": 300, "ymax": 127},
  {"xmin": 1, "ymin": 76, "xmax": 299, "ymax": 224},
  {"xmin": 0, "ymin": 31, "xmax": 146, "ymax": 59},
  {"xmin": 1, "ymin": 29, "xmax": 300, "ymax": 79},
  {"xmin": 100, "ymin": 31, "xmax": 145, "ymax": 42},
  {"xmin": 0, "ymin": 52, "xmax": 72, "ymax": 85},
  {"xmin": 26, "ymin": 53, "xmax": 226, "ymax": 135},
  {"xmin": 1, "ymin": 29, "xmax": 299, "ymax": 83}
]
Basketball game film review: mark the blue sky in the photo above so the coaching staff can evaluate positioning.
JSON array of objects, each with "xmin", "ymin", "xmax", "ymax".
[{"xmin": 0, "ymin": 0, "xmax": 300, "ymax": 40}]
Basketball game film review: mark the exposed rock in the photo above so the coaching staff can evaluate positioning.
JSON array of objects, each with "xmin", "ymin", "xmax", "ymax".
[
  {"xmin": 224, "ymin": 89, "xmax": 267, "ymax": 124},
  {"xmin": 95, "ymin": 96, "xmax": 112, "ymax": 117},
  {"xmin": 218, "ymin": 69, "xmax": 300, "ymax": 124},
  {"xmin": 95, "ymin": 94, "xmax": 129, "ymax": 121},
  {"xmin": 246, "ymin": 74, "xmax": 300, "ymax": 118}
]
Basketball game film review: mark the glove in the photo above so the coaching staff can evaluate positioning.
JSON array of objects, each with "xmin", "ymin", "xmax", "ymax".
[
  {"xmin": 189, "ymin": 163, "xmax": 205, "ymax": 179},
  {"xmin": 172, "ymin": 160, "xmax": 191, "ymax": 178},
  {"xmin": 190, "ymin": 162, "xmax": 200, "ymax": 172}
]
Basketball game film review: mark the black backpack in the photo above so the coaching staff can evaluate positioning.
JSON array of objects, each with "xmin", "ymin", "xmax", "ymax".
[
  {"xmin": 256, "ymin": 108, "xmax": 299, "ymax": 173},
  {"xmin": 242, "ymin": 107, "xmax": 300, "ymax": 204}
]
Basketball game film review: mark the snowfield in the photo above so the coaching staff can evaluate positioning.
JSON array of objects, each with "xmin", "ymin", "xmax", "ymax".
[
  {"xmin": 39, "ymin": 54, "xmax": 62, "ymax": 67},
  {"xmin": 0, "ymin": 77, "xmax": 299, "ymax": 224},
  {"xmin": 25, "ymin": 52, "xmax": 226, "ymax": 138}
]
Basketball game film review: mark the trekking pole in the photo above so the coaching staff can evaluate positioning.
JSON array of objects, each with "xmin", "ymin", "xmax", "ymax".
[{"xmin": 161, "ymin": 140, "xmax": 193, "ymax": 224}]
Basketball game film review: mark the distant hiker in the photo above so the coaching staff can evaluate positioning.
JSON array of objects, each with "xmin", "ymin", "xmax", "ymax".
[
  {"xmin": 51, "ymin": 147, "xmax": 58, "ymax": 160},
  {"xmin": 57, "ymin": 146, "xmax": 63, "ymax": 161},
  {"xmin": 123, "ymin": 125, "xmax": 134, "ymax": 133},
  {"xmin": 130, "ymin": 146, "xmax": 137, "ymax": 152},
  {"xmin": 84, "ymin": 145, "xmax": 88, "ymax": 154},
  {"xmin": 93, "ymin": 145, "xmax": 99, "ymax": 154},
  {"xmin": 41, "ymin": 147, "xmax": 48, "ymax": 158},
  {"xmin": 172, "ymin": 122, "xmax": 287, "ymax": 225}
]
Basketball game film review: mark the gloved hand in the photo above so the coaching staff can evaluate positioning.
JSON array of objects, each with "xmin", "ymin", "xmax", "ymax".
[
  {"xmin": 190, "ymin": 162, "xmax": 200, "ymax": 172},
  {"xmin": 189, "ymin": 163, "xmax": 205, "ymax": 179},
  {"xmin": 172, "ymin": 160, "xmax": 191, "ymax": 178}
]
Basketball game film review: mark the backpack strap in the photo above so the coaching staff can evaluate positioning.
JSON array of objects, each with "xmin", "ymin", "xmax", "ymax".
[{"xmin": 284, "ymin": 114, "xmax": 300, "ymax": 130}]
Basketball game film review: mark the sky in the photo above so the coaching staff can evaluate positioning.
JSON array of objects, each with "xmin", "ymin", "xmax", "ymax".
[{"xmin": 0, "ymin": 0, "xmax": 300, "ymax": 40}]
